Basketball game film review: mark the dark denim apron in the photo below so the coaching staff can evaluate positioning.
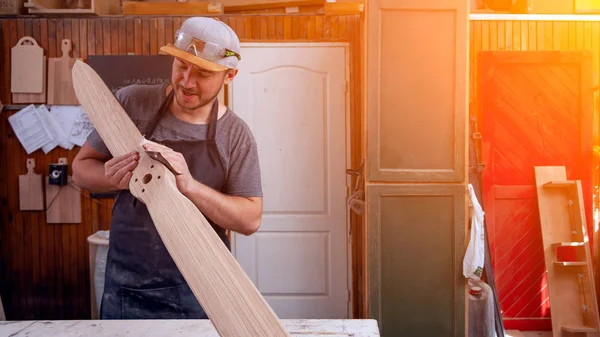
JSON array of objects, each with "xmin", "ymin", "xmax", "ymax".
[{"xmin": 100, "ymin": 90, "xmax": 229, "ymax": 319}]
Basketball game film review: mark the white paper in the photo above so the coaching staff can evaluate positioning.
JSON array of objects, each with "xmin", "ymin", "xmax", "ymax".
[
  {"xmin": 8, "ymin": 104, "xmax": 54, "ymax": 154},
  {"xmin": 50, "ymin": 105, "xmax": 80, "ymax": 150},
  {"xmin": 36, "ymin": 105, "xmax": 65, "ymax": 154},
  {"xmin": 69, "ymin": 107, "xmax": 95, "ymax": 147}
]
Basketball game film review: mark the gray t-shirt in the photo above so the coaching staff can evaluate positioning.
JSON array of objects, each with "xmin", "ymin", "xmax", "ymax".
[{"xmin": 87, "ymin": 83, "xmax": 263, "ymax": 198}]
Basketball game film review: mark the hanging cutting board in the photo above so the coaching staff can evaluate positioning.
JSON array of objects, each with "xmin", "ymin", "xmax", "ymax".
[
  {"xmin": 12, "ymin": 56, "xmax": 47, "ymax": 104},
  {"xmin": 11, "ymin": 36, "xmax": 45, "ymax": 94},
  {"xmin": 47, "ymin": 39, "xmax": 80, "ymax": 105},
  {"xmin": 19, "ymin": 158, "xmax": 44, "ymax": 211},
  {"xmin": 45, "ymin": 158, "xmax": 81, "ymax": 223}
]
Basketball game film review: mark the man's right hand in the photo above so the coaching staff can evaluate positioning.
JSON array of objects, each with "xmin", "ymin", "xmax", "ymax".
[{"xmin": 104, "ymin": 151, "xmax": 139, "ymax": 190}]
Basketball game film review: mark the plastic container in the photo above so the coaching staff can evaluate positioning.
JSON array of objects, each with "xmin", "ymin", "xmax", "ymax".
[
  {"xmin": 468, "ymin": 279, "xmax": 495, "ymax": 337},
  {"xmin": 88, "ymin": 230, "xmax": 110, "ymax": 319}
]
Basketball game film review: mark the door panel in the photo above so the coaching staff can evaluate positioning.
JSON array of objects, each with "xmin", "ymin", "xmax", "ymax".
[
  {"xmin": 367, "ymin": 0, "xmax": 468, "ymax": 182},
  {"xmin": 230, "ymin": 43, "xmax": 349, "ymax": 319},
  {"xmin": 367, "ymin": 184, "xmax": 466, "ymax": 336}
]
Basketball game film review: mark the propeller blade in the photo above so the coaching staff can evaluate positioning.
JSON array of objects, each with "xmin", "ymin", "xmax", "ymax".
[
  {"xmin": 71, "ymin": 61, "xmax": 142, "ymax": 157},
  {"xmin": 71, "ymin": 60, "xmax": 289, "ymax": 337}
]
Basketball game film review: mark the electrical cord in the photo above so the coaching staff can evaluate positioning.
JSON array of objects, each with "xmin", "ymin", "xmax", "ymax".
[{"xmin": 45, "ymin": 181, "xmax": 110, "ymax": 212}]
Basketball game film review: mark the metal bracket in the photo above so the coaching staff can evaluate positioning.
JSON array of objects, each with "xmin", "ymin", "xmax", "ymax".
[
  {"xmin": 469, "ymin": 163, "xmax": 487, "ymax": 173},
  {"xmin": 146, "ymin": 151, "xmax": 182, "ymax": 176}
]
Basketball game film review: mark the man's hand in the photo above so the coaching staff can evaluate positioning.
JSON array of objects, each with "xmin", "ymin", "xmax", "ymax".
[
  {"xmin": 104, "ymin": 151, "xmax": 139, "ymax": 190},
  {"xmin": 140, "ymin": 140, "xmax": 262, "ymax": 235},
  {"xmin": 142, "ymin": 142, "xmax": 194, "ymax": 195}
]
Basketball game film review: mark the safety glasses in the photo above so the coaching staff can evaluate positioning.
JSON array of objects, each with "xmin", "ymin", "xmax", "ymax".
[{"xmin": 174, "ymin": 29, "xmax": 241, "ymax": 62}]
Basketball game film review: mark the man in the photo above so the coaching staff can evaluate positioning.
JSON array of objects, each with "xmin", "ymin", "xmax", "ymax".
[{"xmin": 72, "ymin": 17, "xmax": 263, "ymax": 320}]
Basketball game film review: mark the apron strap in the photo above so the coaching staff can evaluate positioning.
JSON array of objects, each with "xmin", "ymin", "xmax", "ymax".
[
  {"xmin": 146, "ymin": 86, "xmax": 175, "ymax": 140},
  {"xmin": 206, "ymin": 98, "xmax": 219, "ymax": 141}
]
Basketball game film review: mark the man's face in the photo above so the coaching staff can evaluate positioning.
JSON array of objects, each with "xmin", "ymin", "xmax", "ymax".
[{"xmin": 171, "ymin": 58, "xmax": 236, "ymax": 110}]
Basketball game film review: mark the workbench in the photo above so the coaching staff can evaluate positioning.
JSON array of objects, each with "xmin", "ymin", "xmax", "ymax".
[{"xmin": 0, "ymin": 319, "xmax": 380, "ymax": 336}]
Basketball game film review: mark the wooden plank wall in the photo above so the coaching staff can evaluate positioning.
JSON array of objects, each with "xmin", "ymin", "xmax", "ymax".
[
  {"xmin": 470, "ymin": 17, "xmax": 600, "ymax": 330},
  {"xmin": 469, "ymin": 19, "xmax": 600, "ymax": 244},
  {"xmin": 470, "ymin": 18, "xmax": 600, "ymax": 132},
  {"xmin": 0, "ymin": 14, "xmax": 365, "ymax": 320}
]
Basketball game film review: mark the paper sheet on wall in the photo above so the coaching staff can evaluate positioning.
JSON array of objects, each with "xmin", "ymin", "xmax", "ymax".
[
  {"xmin": 69, "ymin": 107, "xmax": 94, "ymax": 147},
  {"xmin": 37, "ymin": 105, "xmax": 71, "ymax": 153},
  {"xmin": 8, "ymin": 104, "xmax": 53, "ymax": 154},
  {"xmin": 49, "ymin": 105, "xmax": 80, "ymax": 150}
]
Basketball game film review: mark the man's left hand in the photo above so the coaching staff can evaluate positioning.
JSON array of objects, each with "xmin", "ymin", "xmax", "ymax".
[{"xmin": 142, "ymin": 141, "xmax": 195, "ymax": 195}]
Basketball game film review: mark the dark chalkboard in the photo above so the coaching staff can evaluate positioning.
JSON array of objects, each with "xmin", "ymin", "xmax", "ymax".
[{"xmin": 86, "ymin": 55, "xmax": 174, "ymax": 95}]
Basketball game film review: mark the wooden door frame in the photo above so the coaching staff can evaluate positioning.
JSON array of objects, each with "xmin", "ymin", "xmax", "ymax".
[
  {"xmin": 227, "ymin": 42, "xmax": 354, "ymax": 318},
  {"xmin": 480, "ymin": 50, "xmax": 594, "ymax": 330}
]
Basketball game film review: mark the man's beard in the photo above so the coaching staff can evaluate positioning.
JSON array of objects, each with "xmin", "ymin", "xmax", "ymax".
[{"xmin": 175, "ymin": 85, "xmax": 220, "ymax": 111}]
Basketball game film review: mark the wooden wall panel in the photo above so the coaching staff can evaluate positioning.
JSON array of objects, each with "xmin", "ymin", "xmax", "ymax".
[
  {"xmin": 470, "ymin": 17, "xmax": 600, "ymax": 331},
  {"xmin": 470, "ymin": 19, "xmax": 600, "ymax": 123},
  {"xmin": 0, "ymin": 14, "xmax": 364, "ymax": 320}
]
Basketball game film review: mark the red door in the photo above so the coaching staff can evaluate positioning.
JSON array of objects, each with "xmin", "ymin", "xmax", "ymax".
[{"xmin": 480, "ymin": 51, "xmax": 594, "ymax": 331}]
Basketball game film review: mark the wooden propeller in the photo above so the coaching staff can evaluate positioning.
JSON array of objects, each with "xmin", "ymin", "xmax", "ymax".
[{"xmin": 71, "ymin": 60, "xmax": 289, "ymax": 337}]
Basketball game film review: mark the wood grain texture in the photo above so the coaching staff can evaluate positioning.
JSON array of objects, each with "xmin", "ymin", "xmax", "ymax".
[
  {"xmin": 479, "ymin": 49, "xmax": 594, "ymax": 331},
  {"xmin": 47, "ymin": 39, "xmax": 80, "ymax": 105},
  {"xmin": 72, "ymin": 60, "xmax": 289, "ymax": 337},
  {"xmin": 18, "ymin": 158, "xmax": 43, "ymax": 211},
  {"xmin": 0, "ymin": 15, "xmax": 364, "ymax": 321},
  {"xmin": 45, "ymin": 177, "xmax": 81, "ymax": 224},
  {"xmin": 469, "ymin": 17, "xmax": 600, "ymax": 330},
  {"xmin": 71, "ymin": 61, "xmax": 142, "ymax": 157},
  {"xmin": 10, "ymin": 36, "xmax": 44, "ymax": 94},
  {"xmin": 534, "ymin": 166, "xmax": 600, "ymax": 335},
  {"xmin": 123, "ymin": 1, "xmax": 224, "ymax": 15},
  {"xmin": 12, "ymin": 56, "xmax": 47, "ymax": 103},
  {"xmin": 0, "ymin": 319, "xmax": 380, "ymax": 336}
]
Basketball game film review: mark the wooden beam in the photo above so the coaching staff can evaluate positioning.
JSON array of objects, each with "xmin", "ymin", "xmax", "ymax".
[
  {"xmin": 324, "ymin": 1, "xmax": 364, "ymax": 15},
  {"xmin": 224, "ymin": 0, "xmax": 321, "ymax": 12},
  {"xmin": 71, "ymin": 60, "xmax": 289, "ymax": 337},
  {"xmin": 122, "ymin": 1, "xmax": 224, "ymax": 15}
]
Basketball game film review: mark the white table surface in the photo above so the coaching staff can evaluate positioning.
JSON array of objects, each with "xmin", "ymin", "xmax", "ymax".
[{"xmin": 0, "ymin": 319, "xmax": 380, "ymax": 336}]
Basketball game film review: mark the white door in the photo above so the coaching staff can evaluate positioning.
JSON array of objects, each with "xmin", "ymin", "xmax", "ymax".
[{"xmin": 229, "ymin": 43, "xmax": 349, "ymax": 319}]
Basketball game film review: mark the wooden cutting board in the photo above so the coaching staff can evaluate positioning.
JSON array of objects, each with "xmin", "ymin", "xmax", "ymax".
[
  {"xmin": 19, "ymin": 158, "xmax": 44, "ymax": 211},
  {"xmin": 12, "ymin": 56, "xmax": 47, "ymax": 104},
  {"xmin": 45, "ymin": 157, "xmax": 81, "ymax": 223},
  {"xmin": 47, "ymin": 39, "xmax": 81, "ymax": 105},
  {"xmin": 11, "ymin": 36, "xmax": 45, "ymax": 94}
]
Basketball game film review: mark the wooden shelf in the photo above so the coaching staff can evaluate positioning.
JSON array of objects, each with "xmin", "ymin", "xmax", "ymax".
[
  {"xmin": 122, "ymin": 1, "xmax": 223, "ymax": 15},
  {"xmin": 536, "ymin": 167, "xmax": 600, "ymax": 334},
  {"xmin": 562, "ymin": 325, "xmax": 597, "ymax": 332},
  {"xmin": 554, "ymin": 261, "xmax": 588, "ymax": 266},
  {"xmin": 543, "ymin": 180, "xmax": 577, "ymax": 188},
  {"xmin": 24, "ymin": 0, "xmax": 120, "ymax": 15}
]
